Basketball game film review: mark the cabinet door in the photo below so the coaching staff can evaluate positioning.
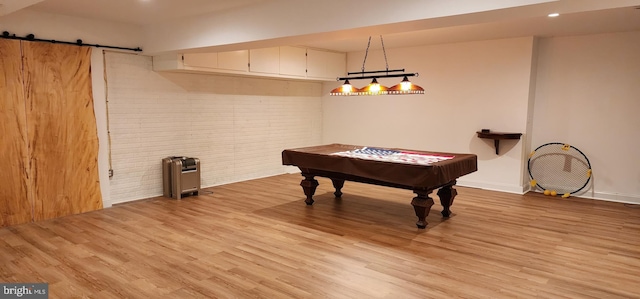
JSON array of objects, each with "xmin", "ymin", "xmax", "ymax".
[
  {"xmin": 249, "ymin": 47, "xmax": 280, "ymax": 74},
  {"xmin": 325, "ymin": 51, "xmax": 347, "ymax": 79},
  {"xmin": 279, "ymin": 46, "xmax": 307, "ymax": 77},
  {"xmin": 307, "ymin": 49, "xmax": 346, "ymax": 80},
  {"xmin": 183, "ymin": 53, "xmax": 218, "ymax": 69},
  {"xmin": 152, "ymin": 54, "xmax": 185, "ymax": 71},
  {"xmin": 218, "ymin": 50, "xmax": 249, "ymax": 72}
]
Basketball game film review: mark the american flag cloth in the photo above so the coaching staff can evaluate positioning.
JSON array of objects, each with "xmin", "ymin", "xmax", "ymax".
[{"xmin": 331, "ymin": 147, "xmax": 454, "ymax": 166}]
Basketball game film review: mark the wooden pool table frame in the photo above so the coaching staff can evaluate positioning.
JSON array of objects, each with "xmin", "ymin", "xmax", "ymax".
[{"xmin": 282, "ymin": 144, "xmax": 478, "ymax": 229}]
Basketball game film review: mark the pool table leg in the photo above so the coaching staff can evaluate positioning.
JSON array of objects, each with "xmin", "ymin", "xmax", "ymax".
[
  {"xmin": 437, "ymin": 185, "xmax": 458, "ymax": 217},
  {"xmin": 300, "ymin": 174, "xmax": 319, "ymax": 205},
  {"xmin": 331, "ymin": 178, "xmax": 344, "ymax": 198},
  {"xmin": 411, "ymin": 190, "xmax": 435, "ymax": 229}
]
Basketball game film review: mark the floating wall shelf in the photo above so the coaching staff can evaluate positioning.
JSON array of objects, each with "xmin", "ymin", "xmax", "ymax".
[{"xmin": 476, "ymin": 131, "xmax": 522, "ymax": 155}]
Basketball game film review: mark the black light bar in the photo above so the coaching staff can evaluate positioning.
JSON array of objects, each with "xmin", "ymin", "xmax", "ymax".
[{"xmin": 338, "ymin": 69, "xmax": 418, "ymax": 81}]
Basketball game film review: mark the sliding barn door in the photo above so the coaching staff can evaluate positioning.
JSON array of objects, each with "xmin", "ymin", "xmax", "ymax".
[
  {"xmin": 0, "ymin": 39, "xmax": 32, "ymax": 227},
  {"xmin": 22, "ymin": 41, "xmax": 103, "ymax": 221}
]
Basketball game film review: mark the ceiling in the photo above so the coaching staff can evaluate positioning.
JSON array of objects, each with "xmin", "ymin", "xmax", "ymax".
[
  {"xmin": 11, "ymin": 0, "xmax": 273, "ymax": 25},
  {"xmin": 306, "ymin": 6, "xmax": 640, "ymax": 52},
  {"xmin": 4, "ymin": 0, "xmax": 640, "ymax": 53}
]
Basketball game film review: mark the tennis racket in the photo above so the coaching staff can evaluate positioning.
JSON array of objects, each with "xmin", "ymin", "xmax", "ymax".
[{"xmin": 528, "ymin": 143, "xmax": 592, "ymax": 198}]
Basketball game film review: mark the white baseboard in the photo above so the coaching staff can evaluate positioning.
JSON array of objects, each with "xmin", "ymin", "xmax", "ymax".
[
  {"xmin": 107, "ymin": 173, "xmax": 640, "ymax": 207},
  {"xmin": 457, "ymin": 179, "xmax": 526, "ymax": 195},
  {"xmin": 578, "ymin": 191, "xmax": 640, "ymax": 205},
  {"xmin": 200, "ymin": 173, "xmax": 640, "ymax": 206},
  {"xmin": 458, "ymin": 179, "xmax": 640, "ymax": 205}
]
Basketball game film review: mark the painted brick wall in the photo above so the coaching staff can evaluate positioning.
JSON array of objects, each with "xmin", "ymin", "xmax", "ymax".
[{"xmin": 105, "ymin": 52, "xmax": 322, "ymax": 205}]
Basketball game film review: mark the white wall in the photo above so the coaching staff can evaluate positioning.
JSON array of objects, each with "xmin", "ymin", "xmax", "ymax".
[
  {"xmin": 103, "ymin": 52, "xmax": 322, "ymax": 205},
  {"xmin": 532, "ymin": 31, "xmax": 640, "ymax": 204},
  {"xmin": 322, "ymin": 31, "xmax": 640, "ymax": 204},
  {"xmin": 322, "ymin": 37, "xmax": 536, "ymax": 193}
]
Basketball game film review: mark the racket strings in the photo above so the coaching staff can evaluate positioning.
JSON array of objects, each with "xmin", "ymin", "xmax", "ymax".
[{"xmin": 528, "ymin": 143, "xmax": 591, "ymax": 194}]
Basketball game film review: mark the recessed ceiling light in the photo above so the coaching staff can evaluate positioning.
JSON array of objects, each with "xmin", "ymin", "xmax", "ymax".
[{"xmin": 548, "ymin": 13, "xmax": 560, "ymax": 17}]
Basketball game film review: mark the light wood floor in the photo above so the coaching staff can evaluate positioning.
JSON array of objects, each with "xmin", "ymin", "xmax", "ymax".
[{"xmin": 1, "ymin": 174, "xmax": 639, "ymax": 298}]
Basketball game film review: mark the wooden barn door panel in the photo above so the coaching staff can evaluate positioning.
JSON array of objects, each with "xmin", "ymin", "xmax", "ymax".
[
  {"xmin": 22, "ymin": 42, "xmax": 103, "ymax": 221},
  {"xmin": 0, "ymin": 39, "xmax": 33, "ymax": 227}
]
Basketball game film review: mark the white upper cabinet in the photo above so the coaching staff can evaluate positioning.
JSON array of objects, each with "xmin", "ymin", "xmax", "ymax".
[
  {"xmin": 249, "ymin": 47, "xmax": 280, "ymax": 74},
  {"xmin": 279, "ymin": 46, "xmax": 307, "ymax": 77},
  {"xmin": 183, "ymin": 53, "xmax": 218, "ymax": 69},
  {"xmin": 180, "ymin": 51, "xmax": 248, "ymax": 72},
  {"xmin": 218, "ymin": 50, "xmax": 249, "ymax": 72},
  {"xmin": 153, "ymin": 47, "xmax": 344, "ymax": 81},
  {"xmin": 307, "ymin": 49, "xmax": 346, "ymax": 80},
  {"xmin": 152, "ymin": 54, "xmax": 184, "ymax": 71}
]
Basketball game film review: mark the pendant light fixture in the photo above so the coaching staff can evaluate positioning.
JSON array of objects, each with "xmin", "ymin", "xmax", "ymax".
[
  {"xmin": 388, "ymin": 76, "xmax": 424, "ymax": 94},
  {"xmin": 330, "ymin": 79, "xmax": 357, "ymax": 96},
  {"xmin": 330, "ymin": 36, "xmax": 424, "ymax": 96},
  {"xmin": 359, "ymin": 78, "xmax": 388, "ymax": 95}
]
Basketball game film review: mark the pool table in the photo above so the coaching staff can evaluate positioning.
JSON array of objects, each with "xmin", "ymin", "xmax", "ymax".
[{"xmin": 282, "ymin": 144, "xmax": 478, "ymax": 228}]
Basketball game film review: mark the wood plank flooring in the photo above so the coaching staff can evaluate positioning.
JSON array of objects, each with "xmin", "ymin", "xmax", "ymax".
[{"xmin": 1, "ymin": 173, "xmax": 639, "ymax": 298}]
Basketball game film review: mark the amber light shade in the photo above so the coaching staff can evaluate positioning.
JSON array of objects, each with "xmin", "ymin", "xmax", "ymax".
[
  {"xmin": 357, "ymin": 78, "xmax": 388, "ymax": 95},
  {"xmin": 388, "ymin": 76, "xmax": 424, "ymax": 95},
  {"xmin": 330, "ymin": 76, "xmax": 423, "ymax": 96},
  {"xmin": 330, "ymin": 79, "xmax": 359, "ymax": 96}
]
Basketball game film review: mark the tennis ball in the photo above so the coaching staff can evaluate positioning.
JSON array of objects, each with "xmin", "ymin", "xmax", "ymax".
[
  {"xmin": 562, "ymin": 193, "xmax": 570, "ymax": 198},
  {"xmin": 543, "ymin": 190, "xmax": 551, "ymax": 196},
  {"xmin": 550, "ymin": 190, "xmax": 557, "ymax": 196}
]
